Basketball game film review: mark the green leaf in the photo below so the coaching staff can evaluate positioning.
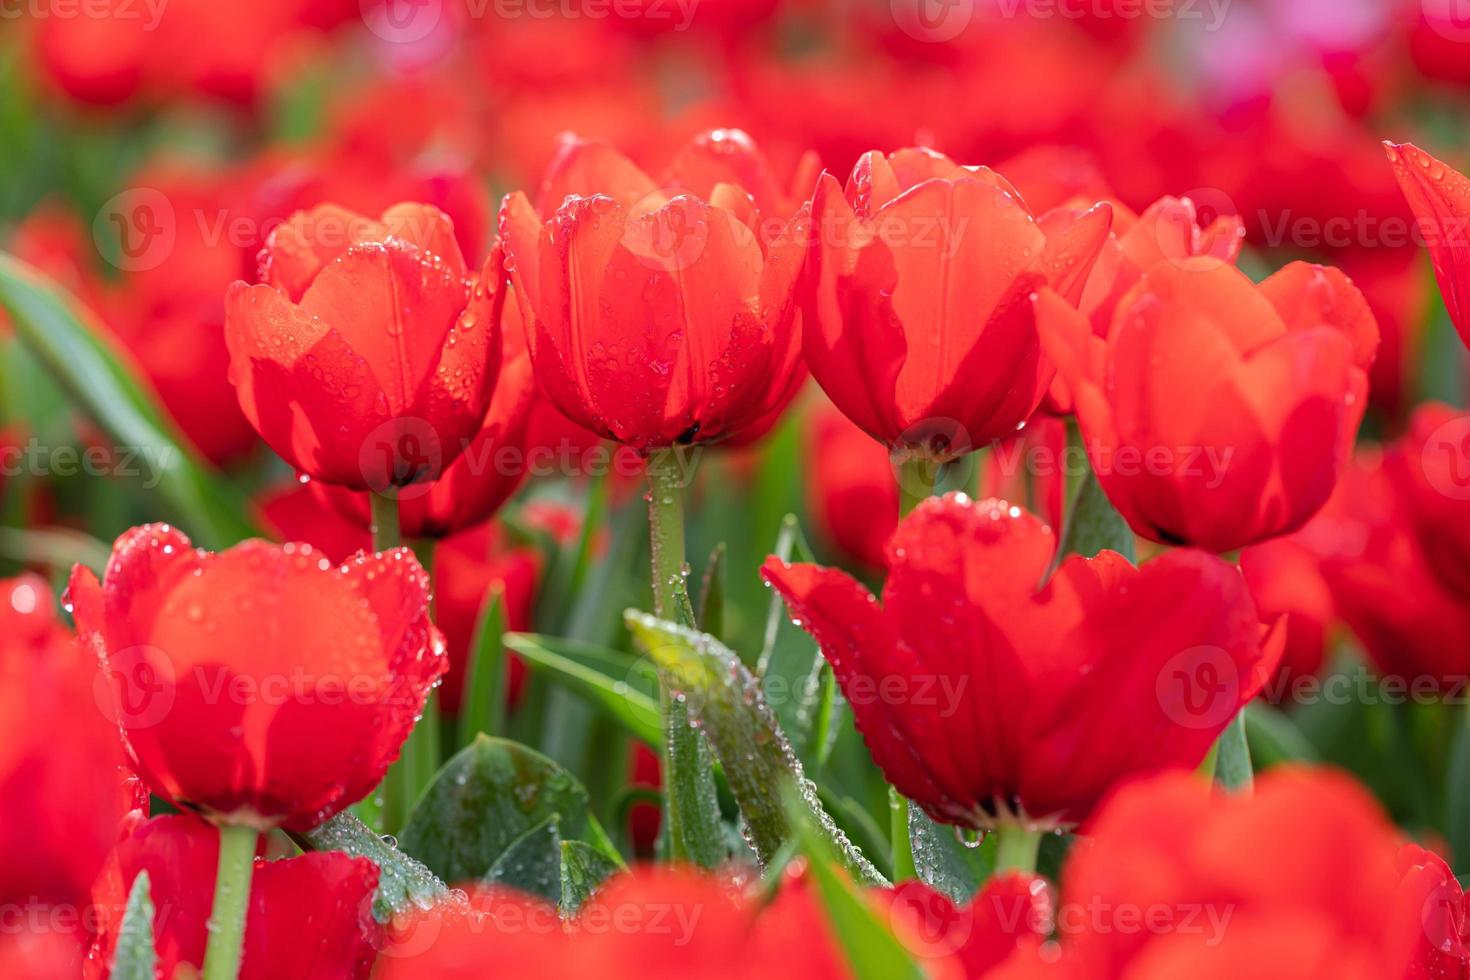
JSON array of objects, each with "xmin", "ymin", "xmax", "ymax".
[
  {"xmin": 1056, "ymin": 467, "xmax": 1133, "ymax": 563},
  {"xmin": 298, "ymin": 812, "xmax": 449, "ymax": 922},
  {"xmin": 757, "ymin": 516, "xmax": 835, "ymax": 768},
  {"xmin": 785, "ymin": 789, "xmax": 924, "ymax": 980},
  {"xmin": 398, "ymin": 735, "xmax": 590, "ymax": 884},
  {"xmin": 1446, "ymin": 712, "xmax": 1470, "ymax": 866},
  {"xmin": 0, "ymin": 253, "xmax": 258, "ymax": 548},
  {"xmin": 112, "ymin": 871, "xmax": 156, "ymax": 980},
  {"xmin": 697, "ymin": 542, "xmax": 726, "ymax": 641},
  {"xmin": 505, "ymin": 633, "xmax": 661, "ymax": 746},
  {"xmin": 1243, "ymin": 701, "xmax": 1320, "ymax": 769},
  {"xmin": 560, "ymin": 840, "xmax": 623, "ymax": 914},
  {"xmin": 484, "ymin": 816, "xmax": 563, "ymax": 903},
  {"xmin": 908, "ymin": 807, "xmax": 995, "ymax": 904},
  {"xmin": 459, "ymin": 589, "xmax": 508, "ymax": 747},
  {"xmin": 1213, "ymin": 711, "xmax": 1253, "ymax": 792},
  {"xmin": 625, "ymin": 611, "xmax": 885, "ymax": 884}
]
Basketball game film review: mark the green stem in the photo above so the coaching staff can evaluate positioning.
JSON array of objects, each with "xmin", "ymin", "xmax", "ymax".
[
  {"xmin": 200, "ymin": 823, "xmax": 258, "ymax": 980},
  {"xmin": 889, "ymin": 788, "xmax": 917, "ymax": 882},
  {"xmin": 369, "ymin": 492, "xmax": 401, "ymax": 551},
  {"xmin": 993, "ymin": 823, "xmax": 1042, "ymax": 875},
  {"xmin": 646, "ymin": 448, "xmax": 722, "ymax": 868},
  {"xmin": 898, "ymin": 456, "xmax": 942, "ymax": 517}
]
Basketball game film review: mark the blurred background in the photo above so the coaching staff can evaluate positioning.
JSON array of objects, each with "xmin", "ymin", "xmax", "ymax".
[{"xmin": 4, "ymin": 0, "xmax": 1470, "ymax": 864}]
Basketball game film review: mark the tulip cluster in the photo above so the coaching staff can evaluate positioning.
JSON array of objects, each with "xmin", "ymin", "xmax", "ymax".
[{"xmin": 5, "ymin": 4, "xmax": 1470, "ymax": 979}]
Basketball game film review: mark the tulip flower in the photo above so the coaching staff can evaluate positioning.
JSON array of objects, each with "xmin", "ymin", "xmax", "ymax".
[
  {"xmin": 988, "ymin": 770, "xmax": 1419, "ymax": 978},
  {"xmin": 804, "ymin": 399, "xmax": 899, "ymax": 570},
  {"xmin": 762, "ymin": 494, "xmax": 1277, "ymax": 842},
  {"xmin": 1037, "ymin": 260, "xmax": 1378, "ymax": 553},
  {"xmin": 1, "ymin": 576, "xmax": 144, "ymax": 936},
  {"xmin": 1383, "ymin": 402, "xmax": 1470, "ymax": 600},
  {"xmin": 1384, "ymin": 141, "xmax": 1470, "ymax": 350},
  {"xmin": 801, "ymin": 147, "xmax": 1112, "ymax": 462},
  {"xmin": 67, "ymin": 524, "xmax": 447, "ymax": 831},
  {"xmin": 87, "ymin": 815, "xmax": 381, "ymax": 980},
  {"xmin": 874, "ymin": 875, "xmax": 1052, "ymax": 975},
  {"xmin": 1398, "ymin": 844, "xmax": 1470, "ymax": 979},
  {"xmin": 310, "ymin": 252, "xmax": 539, "ymax": 539},
  {"xmin": 375, "ymin": 868, "xmax": 850, "ymax": 979},
  {"xmin": 499, "ymin": 130, "xmax": 809, "ymax": 451},
  {"xmin": 224, "ymin": 203, "xmax": 501, "ymax": 493}
]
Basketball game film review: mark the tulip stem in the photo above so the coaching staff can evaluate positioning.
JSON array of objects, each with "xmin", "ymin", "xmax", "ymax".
[
  {"xmin": 889, "ymin": 788, "xmax": 917, "ymax": 882},
  {"xmin": 201, "ymin": 823, "xmax": 258, "ymax": 980},
  {"xmin": 646, "ymin": 447, "xmax": 723, "ymax": 869},
  {"xmin": 994, "ymin": 824, "xmax": 1042, "ymax": 874},
  {"xmin": 370, "ymin": 492, "xmax": 401, "ymax": 551},
  {"xmin": 898, "ymin": 455, "xmax": 942, "ymax": 517}
]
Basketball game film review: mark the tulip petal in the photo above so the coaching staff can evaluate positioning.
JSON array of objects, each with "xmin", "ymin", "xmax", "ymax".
[
  {"xmin": 1259, "ymin": 261, "xmax": 1379, "ymax": 371},
  {"xmin": 1384, "ymin": 141, "xmax": 1470, "ymax": 344},
  {"xmin": 536, "ymin": 134, "xmax": 660, "ymax": 216}
]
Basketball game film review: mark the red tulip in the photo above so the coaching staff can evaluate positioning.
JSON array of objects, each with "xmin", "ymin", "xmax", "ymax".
[
  {"xmin": 1385, "ymin": 142, "xmax": 1470, "ymax": 349},
  {"xmin": 68, "ymin": 524, "xmax": 447, "ymax": 831},
  {"xmin": 1037, "ymin": 260, "xmax": 1377, "ymax": 552},
  {"xmin": 499, "ymin": 130, "xmax": 809, "ymax": 449},
  {"xmin": 376, "ymin": 867, "xmax": 850, "ymax": 979},
  {"xmin": 874, "ymin": 875, "xmax": 1052, "ymax": 975},
  {"xmin": 1399, "ymin": 844, "xmax": 1470, "ymax": 979},
  {"xmin": 431, "ymin": 520, "xmax": 544, "ymax": 715},
  {"xmin": 1383, "ymin": 402, "xmax": 1470, "ymax": 601},
  {"xmin": 258, "ymin": 481, "xmax": 373, "ymax": 564},
  {"xmin": 1239, "ymin": 532, "xmax": 1335, "ymax": 701},
  {"xmin": 989, "ymin": 769, "xmax": 1419, "ymax": 979},
  {"xmin": 225, "ymin": 203, "xmax": 501, "ymax": 491},
  {"xmin": 801, "ymin": 148, "xmax": 1111, "ymax": 459},
  {"xmin": 804, "ymin": 399, "xmax": 898, "ymax": 570},
  {"xmin": 311, "ymin": 257, "xmax": 539, "ymax": 538},
  {"xmin": 87, "ymin": 815, "xmax": 380, "ymax": 980},
  {"xmin": 762, "ymin": 494, "xmax": 1277, "ymax": 829},
  {"xmin": 1317, "ymin": 450, "xmax": 1470, "ymax": 692},
  {"xmin": 0, "ymin": 575, "xmax": 143, "ymax": 935}
]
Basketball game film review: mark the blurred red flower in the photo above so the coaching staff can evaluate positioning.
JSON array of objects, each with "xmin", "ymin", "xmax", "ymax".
[
  {"xmin": 0, "ymin": 575, "xmax": 143, "ymax": 947},
  {"xmin": 875, "ymin": 875, "xmax": 1053, "ymax": 976},
  {"xmin": 1385, "ymin": 142, "xmax": 1470, "ymax": 351},
  {"xmin": 1399, "ymin": 843, "xmax": 1470, "ymax": 979},
  {"xmin": 86, "ymin": 814, "xmax": 380, "ymax": 979},
  {"xmin": 1039, "ymin": 261, "xmax": 1377, "ymax": 552},
  {"xmin": 225, "ymin": 203, "xmax": 501, "ymax": 492},
  {"xmin": 375, "ymin": 867, "xmax": 849, "ymax": 979},
  {"xmin": 802, "ymin": 148, "xmax": 1110, "ymax": 459},
  {"xmin": 499, "ymin": 130, "xmax": 809, "ymax": 450},
  {"xmin": 68, "ymin": 524, "xmax": 447, "ymax": 831},
  {"xmin": 990, "ymin": 768, "xmax": 1419, "ymax": 978},
  {"xmin": 1383, "ymin": 402, "xmax": 1470, "ymax": 600},
  {"xmin": 763, "ymin": 494, "xmax": 1278, "ymax": 829},
  {"xmin": 804, "ymin": 399, "xmax": 898, "ymax": 570}
]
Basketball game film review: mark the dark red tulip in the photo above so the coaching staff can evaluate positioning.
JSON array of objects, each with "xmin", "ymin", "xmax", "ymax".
[
  {"xmin": 1239, "ymin": 531, "xmax": 1335, "ymax": 701},
  {"xmin": 989, "ymin": 769, "xmax": 1418, "ymax": 978},
  {"xmin": 68, "ymin": 524, "xmax": 447, "ymax": 831},
  {"xmin": 311, "ymin": 256, "xmax": 539, "ymax": 538},
  {"xmin": 1383, "ymin": 402, "xmax": 1470, "ymax": 601},
  {"xmin": 1399, "ymin": 844, "xmax": 1470, "ymax": 980},
  {"xmin": 225, "ymin": 203, "xmax": 501, "ymax": 491},
  {"xmin": 762, "ymin": 494, "xmax": 1277, "ymax": 829},
  {"xmin": 87, "ymin": 815, "xmax": 380, "ymax": 980},
  {"xmin": 0, "ymin": 575, "xmax": 144, "ymax": 934},
  {"xmin": 802, "ymin": 148, "xmax": 1111, "ymax": 459},
  {"xmin": 1038, "ymin": 260, "xmax": 1377, "ymax": 553},
  {"xmin": 804, "ymin": 399, "xmax": 898, "ymax": 570},
  {"xmin": 1385, "ymin": 142, "xmax": 1470, "ymax": 350},
  {"xmin": 499, "ymin": 130, "xmax": 809, "ymax": 450}
]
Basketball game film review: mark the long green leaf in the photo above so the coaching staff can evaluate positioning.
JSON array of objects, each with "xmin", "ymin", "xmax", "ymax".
[
  {"xmin": 626, "ymin": 611, "xmax": 885, "ymax": 884},
  {"xmin": 560, "ymin": 840, "xmax": 623, "ymax": 914},
  {"xmin": 1214, "ymin": 710, "xmax": 1253, "ymax": 792},
  {"xmin": 908, "ymin": 807, "xmax": 995, "ymax": 903},
  {"xmin": 1056, "ymin": 466, "xmax": 1134, "ymax": 563},
  {"xmin": 484, "ymin": 815, "xmax": 563, "ymax": 902},
  {"xmin": 0, "ymin": 253, "xmax": 258, "ymax": 547},
  {"xmin": 505, "ymin": 633, "xmax": 661, "ymax": 746},
  {"xmin": 458, "ymin": 589, "xmax": 507, "ymax": 747}
]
